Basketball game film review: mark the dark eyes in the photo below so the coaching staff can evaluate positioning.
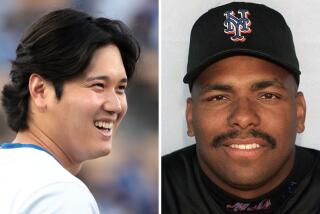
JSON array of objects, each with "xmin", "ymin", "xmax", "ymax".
[
  {"xmin": 91, "ymin": 83, "xmax": 127, "ymax": 93},
  {"xmin": 117, "ymin": 85, "xmax": 127, "ymax": 93},
  {"xmin": 205, "ymin": 93, "xmax": 281, "ymax": 103},
  {"xmin": 206, "ymin": 95, "xmax": 228, "ymax": 102},
  {"xmin": 92, "ymin": 83, "xmax": 104, "ymax": 88},
  {"xmin": 259, "ymin": 93, "xmax": 281, "ymax": 100}
]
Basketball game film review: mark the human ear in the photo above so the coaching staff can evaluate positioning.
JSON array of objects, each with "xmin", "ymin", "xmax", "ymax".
[
  {"xmin": 28, "ymin": 74, "xmax": 48, "ymax": 112},
  {"xmin": 186, "ymin": 97, "xmax": 195, "ymax": 137},
  {"xmin": 295, "ymin": 92, "xmax": 306, "ymax": 133}
]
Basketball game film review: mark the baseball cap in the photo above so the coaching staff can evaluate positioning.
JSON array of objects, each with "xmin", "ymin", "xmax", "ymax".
[{"xmin": 183, "ymin": 2, "xmax": 301, "ymax": 89}]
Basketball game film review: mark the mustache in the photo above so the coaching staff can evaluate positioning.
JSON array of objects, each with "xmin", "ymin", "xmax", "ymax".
[{"xmin": 211, "ymin": 129, "xmax": 276, "ymax": 148}]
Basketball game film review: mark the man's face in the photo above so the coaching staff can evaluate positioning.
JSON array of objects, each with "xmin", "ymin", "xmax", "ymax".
[
  {"xmin": 44, "ymin": 44, "xmax": 128, "ymax": 163},
  {"xmin": 186, "ymin": 56, "xmax": 306, "ymax": 197}
]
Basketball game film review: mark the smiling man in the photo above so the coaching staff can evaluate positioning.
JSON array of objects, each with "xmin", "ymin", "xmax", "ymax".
[
  {"xmin": 162, "ymin": 2, "xmax": 320, "ymax": 214},
  {"xmin": 0, "ymin": 9, "xmax": 139, "ymax": 213}
]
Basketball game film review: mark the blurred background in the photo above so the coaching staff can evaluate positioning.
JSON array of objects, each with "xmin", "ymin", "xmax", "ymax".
[{"xmin": 0, "ymin": 0, "xmax": 158, "ymax": 213}]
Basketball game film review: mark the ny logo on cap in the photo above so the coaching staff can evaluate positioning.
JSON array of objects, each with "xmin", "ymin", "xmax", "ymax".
[{"xmin": 224, "ymin": 9, "xmax": 252, "ymax": 42}]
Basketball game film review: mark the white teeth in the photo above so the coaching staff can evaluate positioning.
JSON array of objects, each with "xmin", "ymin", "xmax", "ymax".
[
  {"xmin": 94, "ymin": 121, "xmax": 113, "ymax": 129},
  {"xmin": 229, "ymin": 143, "xmax": 260, "ymax": 150},
  {"xmin": 239, "ymin": 144, "xmax": 246, "ymax": 149},
  {"xmin": 246, "ymin": 144, "xmax": 252, "ymax": 149}
]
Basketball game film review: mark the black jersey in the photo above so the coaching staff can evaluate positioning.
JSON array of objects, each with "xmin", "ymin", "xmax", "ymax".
[{"xmin": 162, "ymin": 145, "xmax": 320, "ymax": 214}]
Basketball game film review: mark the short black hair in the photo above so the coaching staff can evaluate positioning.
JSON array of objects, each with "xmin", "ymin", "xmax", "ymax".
[{"xmin": 1, "ymin": 8, "xmax": 140, "ymax": 132}]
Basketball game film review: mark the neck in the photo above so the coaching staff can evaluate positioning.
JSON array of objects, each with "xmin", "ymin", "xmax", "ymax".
[{"xmin": 13, "ymin": 123, "xmax": 81, "ymax": 175}]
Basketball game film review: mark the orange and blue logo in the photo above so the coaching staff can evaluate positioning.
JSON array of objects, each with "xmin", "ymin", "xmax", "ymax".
[{"xmin": 224, "ymin": 9, "xmax": 252, "ymax": 42}]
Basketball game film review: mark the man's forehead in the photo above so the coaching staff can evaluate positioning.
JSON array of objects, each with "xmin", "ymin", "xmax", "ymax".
[
  {"xmin": 197, "ymin": 79, "xmax": 287, "ymax": 92},
  {"xmin": 191, "ymin": 56, "xmax": 297, "ymax": 94}
]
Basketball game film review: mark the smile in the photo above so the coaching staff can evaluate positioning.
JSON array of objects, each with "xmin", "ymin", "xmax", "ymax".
[
  {"xmin": 94, "ymin": 121, "xmax": 113, "ymax": 130},
  {"xmin": 222, "ymin": 140, "xmax": 269, "ymax": 160},
  {"xmin": 94, "ymin": 121, "xmax": 114, "ymax": 138},
  {"xmin": 229, "ymin": 143, "xmax": 261, "ymax": 150}
]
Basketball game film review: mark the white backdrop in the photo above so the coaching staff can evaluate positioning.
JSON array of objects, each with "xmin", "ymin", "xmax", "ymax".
[{"xmin": 161, "ymin": 0, "xmax": 320, "ymax": 155}]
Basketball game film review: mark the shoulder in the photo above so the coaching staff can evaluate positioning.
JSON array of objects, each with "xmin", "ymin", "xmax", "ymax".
[
  {"xmin": 296, "ymin": 145, "xmax": 320, "ymax": 155},
  {"xmin": 19, "ymin": 181, "xmax": 100, "ymax": 214},
  {"xmin": 162, "ymin": 144, "xmax": 222, "ymax": 214},
  {"xmin": 162, "ymin": 144, "xmax": 199, "ymax": 191},
  {"xmin": 0, "ymin": 148, "xmax": 99, "ymax": 213},
  {"xmin": 295, "ymin": 146, "xmax": 320, "ymax": 180},
  {"xmin": 162, "ymin": 144, "xmax": 198, "ymax": 179},
  {"xmin": 0, "ymin": 147, "xmax": 79, "ymax": 184},
  {"xmin": 281, "ymin": 146, "xmax": 320, "ymax": 213},
  {"xmin": 162, "ymin": 144, "xmax": 197, "ymax": 168},
  {"xmin": 296, "ymin": 146, "xmax": 320, "ymax": 165}
]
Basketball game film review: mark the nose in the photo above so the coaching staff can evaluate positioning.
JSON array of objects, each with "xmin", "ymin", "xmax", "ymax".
[
  {"xmin": 227, "ymin": 97, "xmax": 260, "ymax": 130},
  {"xmin": 102, "ymin": 91, "xmax": 123, "ymax": 115}
]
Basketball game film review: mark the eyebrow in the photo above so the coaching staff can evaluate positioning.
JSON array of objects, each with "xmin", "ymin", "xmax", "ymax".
[
  {"xmin": 201, "ymin": 83, "xmax": 234, "ymax": 93},
  {"xmin": 250, "ymin": 80, "xmax": 286, "ymax": 91},
  {"xmin": 85, "ymin": 75, "xmax": 127, "ymax": 83},
  {"xmin": 200, "ymin": 79, "xmax": 287, "ymax": 94}
]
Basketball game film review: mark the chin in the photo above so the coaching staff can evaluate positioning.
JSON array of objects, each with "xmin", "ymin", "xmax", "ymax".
[
  {"xmin": 86, "ymin": 143, "xmax": 112, "ymax": 160},
  {"xmin": 226, "ymin": 170, "xmax": 271, "ymax": 191},
  {"xmin": 98, "ymin": 144, "xmax": 112, "ymax": 157},
  {"xmin": 228, "ymin": 179, "xmax": 265, "ymax": 191}
]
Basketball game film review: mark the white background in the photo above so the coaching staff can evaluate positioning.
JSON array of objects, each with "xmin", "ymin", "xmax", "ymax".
[{"xmin": 161, "ymin": 0, "xmax": 320, "ymax": 155}]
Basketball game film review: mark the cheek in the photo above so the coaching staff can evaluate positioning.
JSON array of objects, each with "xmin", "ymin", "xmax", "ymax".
[
  {"xmin": 192, "ymin": 105, "xmax": 227, "ymax": 143},
  {"xmin": 58, "ymin": 101, "xmax": 95, "ymax": 139},
  {"xmin": 66, "ymin": 95, "xmax": 98, "ymax": 116},
  {"xmin": 262, "ymin": 103, "xmax": 297, "ymax": 130},
  {"xmin": 57, "ymin": 90, "xmax": 101, "ymax": 125},
  {"xmin": 45, "ymin": 93, "xmax": 100, "ymax": 151},
  {"xmin": 119, "ymin": 95, "xmax": 128, "ymax": 119},
  {"xmin": 257, "ymin": 103, "xmax": 298, "ymax": 149}
]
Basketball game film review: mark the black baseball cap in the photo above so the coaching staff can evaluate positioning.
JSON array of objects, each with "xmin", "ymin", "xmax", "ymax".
[{"xmin": 183, "ymin": 2, "xmax": 301, "ymax": 90}]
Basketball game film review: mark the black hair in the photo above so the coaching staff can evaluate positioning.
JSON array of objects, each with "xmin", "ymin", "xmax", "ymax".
[{"xmin": 1, "ymin": 8, "xmax": 140, "ymax": 132}]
